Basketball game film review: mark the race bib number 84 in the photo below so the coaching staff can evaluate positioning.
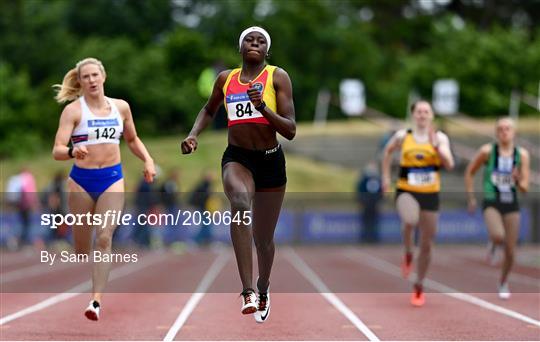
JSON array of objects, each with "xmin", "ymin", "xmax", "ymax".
[{"xmin": 226, "ymin": 93, "xmax": 263, "ymax": 122}]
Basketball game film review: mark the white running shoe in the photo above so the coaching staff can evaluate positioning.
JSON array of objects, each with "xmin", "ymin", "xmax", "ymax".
[
  {"xmin": 254, "ymin": 289, "xmax": 270, "ymax": 323},
  {"xmin": 84, "ymin": 300, "xmax": 100, "ymax": 321},
  {"xmin": 498, "ymin": 283, "xmax": 511, "ymax": 300},
  {"xmin": 240, "ymin": 289, "xmax": 257, "ymax": 314}
]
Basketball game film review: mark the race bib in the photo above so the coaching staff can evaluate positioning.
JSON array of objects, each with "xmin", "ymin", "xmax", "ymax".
[
  {"xmin": 226, "ymin": 93, "xmax": 264, "ymax": 122},
  {"xmin": 87, "ymin": 118, "xmax": 120, "ymax": 142},
  {"xmin": 491, "ymin": 171, "xmax": 514, "ymax": 190},
  {"xmin": 407, "ymin": 170, "xmax": 436, "ymax": 186}
]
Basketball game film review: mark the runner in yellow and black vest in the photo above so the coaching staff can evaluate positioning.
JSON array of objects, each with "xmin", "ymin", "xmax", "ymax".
[{"xmin": 382, "ymin": 100, "xmax": 454, "ymax": 307}]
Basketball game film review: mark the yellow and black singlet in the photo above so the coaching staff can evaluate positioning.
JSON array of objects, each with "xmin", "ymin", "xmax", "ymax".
[{"xmin": 396, "ymin": 129, "xmax": 441, "ymax": 193}]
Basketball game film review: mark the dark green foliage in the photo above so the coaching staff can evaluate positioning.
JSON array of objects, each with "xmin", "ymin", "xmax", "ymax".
[{"xmin": 0, "ymin": 0, "xmax": 538, "ymax": 157}]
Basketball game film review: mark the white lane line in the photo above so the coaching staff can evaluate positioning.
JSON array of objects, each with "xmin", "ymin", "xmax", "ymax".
[
  {"xmin": 1, "ymin": 262, "xmax": 80, "ymax": 284},
  {"xmin": 163, "ymin": 249, "xmax": 229, "ymax": 341},
  {"xmin": 0, "ymin": 253, "xmax": 166, "ymax": 325},
  {"xmin": 445, "ymin": 247, "xmax": 540, "ymax": 269},
  {"xmin": 344, "ymin": 249, "xmax": 540, "ymax": 328},
  {"xmin": 284, "ymin": 247, "xmax": 380, "ymax": 342},
  {"xmin": 471, "ymin": 268, "xmax": 540, "ymax": 288},
  {"xmin": 435, "ymin": 253, "xmax": 540, "ymax": 288}
]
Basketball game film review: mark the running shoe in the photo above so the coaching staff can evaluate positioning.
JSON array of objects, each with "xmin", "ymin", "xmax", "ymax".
[
  {"xmin": 84, "ymin": 300, "xmax": 100, "ymax": 321},
  {"xmin": 401, "ymin": 252, "xmax": 413, "ymax": 278},
  {"xmin": 498, "ymin": 282, "xmax": 511, "ymax": 300},
  {"xmin": 240, "ymin": 288, "xmax": 257, "ymax": 314},
  {"xmin": 410, "ymin": 283, "xmax": 425, "ymax": 307},
  {"xmin": 254, "ymin": 289, "xmax": 270, "ymax": 323}
]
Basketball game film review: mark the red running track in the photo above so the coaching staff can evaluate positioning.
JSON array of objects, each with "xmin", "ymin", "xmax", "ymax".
[{"xmin": 0, "ymin": 245, "xmax": 539, "ymax": 341}]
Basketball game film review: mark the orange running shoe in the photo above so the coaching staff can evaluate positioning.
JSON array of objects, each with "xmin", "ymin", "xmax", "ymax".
[
  {"xmin": 410, "ymin": 283, "xmax": 425, "ymax": 307},
  {"xmin": 401, "ymin": 252, "xmax": 413, "ymax": 278}
]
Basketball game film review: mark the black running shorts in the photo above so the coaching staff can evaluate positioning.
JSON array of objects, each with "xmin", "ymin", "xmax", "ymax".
[
  {"xmin": 221, "ymin": 144, "xmax": 287, "ymax": 189},
  {"xmin": 396, "ymin": 189, "xmax": 440, "ymax": 212}
]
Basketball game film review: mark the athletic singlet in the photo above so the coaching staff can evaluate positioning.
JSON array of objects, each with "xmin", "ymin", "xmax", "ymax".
[
  {"xmin": 483, "ymin": 143, "xmax": 520, "ymax": 203},
  {"xmin": 397, "ymin": 129, "xmax": 441, "ymax": 193},
  {"xmin": 71, "ymin": 96, "xmax": 124, "ymax": 146},
  {"xmin": 222, "ymin": 65, "xmax": 277, "ymax": 127}
]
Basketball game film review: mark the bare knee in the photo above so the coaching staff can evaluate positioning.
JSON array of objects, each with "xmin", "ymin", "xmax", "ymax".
[
  {"xmin": 228, "ymin": 193, "xmax": 251, "ymax": 212},
  {"xmin": 402, "ymin": 222, "xmax": 415, "ymax": 231},
  {"xmin": 254, "ymin": 237, "xmax": 275, "ymax": 253},
  {"xmin": 491, "ymin": 234, "xmax": 505, "ymax": 245},
  {"xmin": 95, "ymin": 234, "xmax": 113, "ymax": 251}
]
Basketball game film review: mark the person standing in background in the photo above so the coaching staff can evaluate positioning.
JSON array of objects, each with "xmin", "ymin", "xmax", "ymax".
[
  {"xmin": 190, "ymin": 171, "xmax": 215, "ymax": 246},
  {"xmin": 356, "ymin": 161, "xmax": 383, "ymax": 243},
  {"xmin": 43, "ymin": 170, "xmax": 69, "ymax": 246},
  {"xmin": 18, "ymin": 168, "xmax": 39, "ymax": 247}
]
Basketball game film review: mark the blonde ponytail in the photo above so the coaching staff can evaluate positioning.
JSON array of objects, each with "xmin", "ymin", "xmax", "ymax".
[
  {"xmin": 53, "ymin": 57, "xmax": 107, "ymax": 104},
  {"xmin": 53, "ymin": 68, "xmax": 80, "ymax": 103}
]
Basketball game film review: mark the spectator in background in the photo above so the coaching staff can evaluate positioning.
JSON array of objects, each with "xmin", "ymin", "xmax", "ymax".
[
  {"xmin": 160, "ymin": 168, "xmax": 182, "ymax": 245},
  {"xmin": 42, "ymin": 171, "xmax": 69, "ymax": 246},
  {"xmin": 190, "ymin": 171, "xmax": 215, "ymax": 246},
  {"xmin": 19, "ymin": 168, "xmax": 39, "ymax": 246},
  {"xmin": 198, "ymin": 60, "xmax": 224, "ymax": 98},
  {"xmin": 197, "ymin": 59, "xmax": 228, "ymax": 129},
  {"xmin": 133, "ymin": 174, "xmax": 157, "ymax": 249},
  {"xmin": 161, "ymin": 168, "xmax": 181, "ymax": 212},
  {"xmin": 6, "ymin": 167, "xmax": 39, "ymax": 248},
  {"xmin": 6, "ymin": 171, "xmax": 22, "ymax": 250},
  {"xmin": 356, "ymin": 161, "xmax": 383, "ymax": 243}
]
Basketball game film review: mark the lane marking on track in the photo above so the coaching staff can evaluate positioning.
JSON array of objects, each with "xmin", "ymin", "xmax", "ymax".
[
  {"xmin": 284, "ymin": 247, "xmax": 380, "ymax": 342},
  {"xmin": 344, "ymin": 249, "xmax": 540, "ymax": 328},
  {"xmin": 0, "ymin": 253, "xmax": 166, "ymax": 325},
  {"xmin": 1, "ymin": 262, "xmax": 81, "ymax": 284},
  {"xmin": 163, "ymin": 249, "xmax": 229, "ymax": 342},
  {"xmin": 0, "ymin": 253, "xmax": 36, "ymax": 267},
  {"xmin": 439, "ymin": 252, "xmax": 540, "ymax": 284},
  {"xmin": 445, "ymin": 247, "xmax": 540, "ymax": 269},
  {"xmin": 435, "ymin": 254, "xmax": 540, "ymax": 288}
]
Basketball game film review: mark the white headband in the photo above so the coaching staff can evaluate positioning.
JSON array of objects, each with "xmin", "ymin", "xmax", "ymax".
[{"xmin": 238, "ymin": 26, "xmax": 271, "ymax": 53}]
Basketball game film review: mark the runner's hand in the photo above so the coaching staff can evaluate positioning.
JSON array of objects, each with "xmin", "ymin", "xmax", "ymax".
[
  {"xmin": 143, "ymin": 160, "xmax": 156, "ymax": 183},
  {"xmin": 247, "ymin": 81, "xmax": 263, "ymax": 108},
  {"xmin": 73, "ymin": 145, "xmax": 88, "ymax": 160},
  {"xmin": 181, "ymin": 136, "xmax": 198, "ymax": 154},
  {"xmin": 511, "ymin": 167, "xmax": 521, "ymax": 184}
]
